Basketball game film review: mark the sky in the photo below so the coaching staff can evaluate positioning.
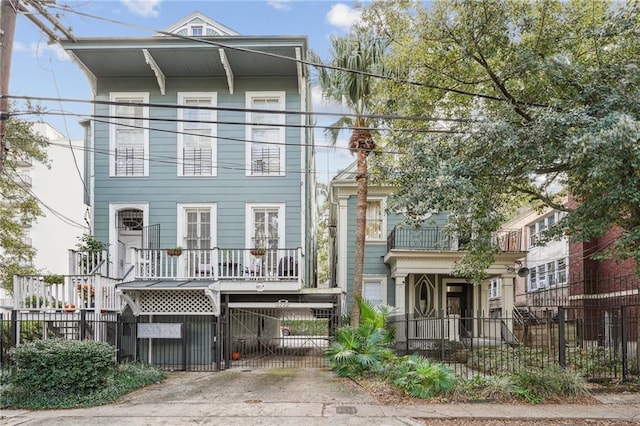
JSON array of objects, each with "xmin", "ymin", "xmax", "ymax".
[{"xmin": 9, "ymin": 0, "xmax": 363, "ymax": 182}]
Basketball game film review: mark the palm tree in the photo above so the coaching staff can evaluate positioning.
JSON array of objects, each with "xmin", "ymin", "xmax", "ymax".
[{"xmin": 314, "ymin": 33, "xmax": 388, "ymax": 326}]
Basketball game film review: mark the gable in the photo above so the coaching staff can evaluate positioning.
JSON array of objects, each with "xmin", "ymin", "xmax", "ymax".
[{"xmin": 162, "ymin": 11, "xmax": 240, "ymax": 37}]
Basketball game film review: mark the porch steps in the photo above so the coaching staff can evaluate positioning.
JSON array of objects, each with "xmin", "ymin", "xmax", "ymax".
[{"xmin": 513, "ymin": 306, "xmax": 541, "ymax": 325}]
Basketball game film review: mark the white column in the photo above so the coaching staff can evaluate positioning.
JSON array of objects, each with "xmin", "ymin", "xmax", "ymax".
[{"xmin": 502, "ymin": 274, "xmax": 515, "ymax": 331}]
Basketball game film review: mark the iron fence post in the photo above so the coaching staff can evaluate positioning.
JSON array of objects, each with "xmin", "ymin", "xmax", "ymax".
[
  {"xmin": 11, "ymin": 310, "xmax": 18, "ymax": 346},
  {"xmin": 621, "ymin": 305, "xmax": 628, "ymax": 382},
  {"xmin": 405, "ymin": 313, "xmax": 409, "ymax": 354},
  {"xmin": 558, "ymin": 306, "xmax": 566, "ymax": 368},
  {"xmin": 80, "ymin": 309, "xmax": 87, "ymax": 341}
]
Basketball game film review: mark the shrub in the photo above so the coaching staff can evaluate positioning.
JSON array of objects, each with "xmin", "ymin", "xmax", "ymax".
[
  {"xmin": 391, "ymin": 355, "xmax": 455, "ymax": 398},
  {"xmin": 326, "ymin": 298, "xmax": 395, "ymax": 377},
  {"xmin": 511, "ymin": 365, "xmax": 589, "ymax": 403},
  {"xmin": 9, "ymin": 339, "xmax": 114, "ymax": 395}
]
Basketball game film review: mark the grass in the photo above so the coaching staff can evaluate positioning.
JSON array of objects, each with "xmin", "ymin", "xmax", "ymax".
[{"xmin": 1, "ymin": 363, "xmax": 166, "ymax": 410}]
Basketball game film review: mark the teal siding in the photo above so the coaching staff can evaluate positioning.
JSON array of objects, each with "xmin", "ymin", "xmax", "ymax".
[
  {"xmin": 343, "ymin": 192, "xmax": 450, "ymax": 309},
  {"xmin": 92, "ymin": 76, "xmax": 304, "ymax": 250}
]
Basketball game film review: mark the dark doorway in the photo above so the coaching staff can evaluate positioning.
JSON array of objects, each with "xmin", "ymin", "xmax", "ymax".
[{"xmin": 446, "ymin": 283, "xmax": 473, "ymax": 337}]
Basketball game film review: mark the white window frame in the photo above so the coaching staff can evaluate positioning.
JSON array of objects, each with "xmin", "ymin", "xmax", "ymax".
[
  {"xmin": 245, "ymin": 91, "xmax": 286, "ymax": 177},
  {"xmin": 363, "ymin": 275, "xmax": 388, "ymax": 306},
  {"xmin": 245, "ymin": 203, "xmax": 285, "ymax": 249},
  {"xmin": 177, "ymin": 92, "xmax": 217, "ymax": 177},
  {"xmin": 528, "ymin": 211, "xmax": 562, "ymax": 248},
  {"xmin": 176, "ymin": 203, "xmax": 217, "ymax": 249},
  {"xmin": 109, "ymin": 92, "xmax": 149, "ymax": 177},
  {"xmin": 365, "ymin": 197, "xmax": 387, "ymax": 242},
  {"xmin": 489, "ymin": 278, "xmax": 500, "ymax": 299}
]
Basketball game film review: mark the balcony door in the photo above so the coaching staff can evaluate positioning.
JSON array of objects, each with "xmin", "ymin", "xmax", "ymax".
[
  {"xmin": 177, "ymin": 204, "xmax": 216, "ymax": 276},
  {"xmin": 246, "ymin": 204, "xmax": 284, "ymax": 275}
]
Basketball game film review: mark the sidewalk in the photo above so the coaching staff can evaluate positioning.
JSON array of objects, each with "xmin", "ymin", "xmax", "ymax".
[{"xmin": 2, "ymin": 369, "xmax": 639, "ymax": 425}]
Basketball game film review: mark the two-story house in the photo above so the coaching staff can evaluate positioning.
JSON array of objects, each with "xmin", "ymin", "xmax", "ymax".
[
  {"xmin": 329, "ymin": 162, "xmax": 525, "ymax": 353},
  {"xmin": 13, "ymin": 12, "xmax": 340, "ymax": 370}
]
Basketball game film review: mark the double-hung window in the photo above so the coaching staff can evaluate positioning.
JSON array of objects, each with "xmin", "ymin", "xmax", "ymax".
[
  {"xmin": 178, "ymin": 93, "xmax": 217, "ymax": 176},
  {"xmin": 365, "ymin": 199, "xmax": 386, "ymax": 241},
  {"xmin": 246, "ymin": 92, "xmax": 285, "ymax": 176},
  {"xmin": 363, "ymin": 276, "xmax": 387, "ymax": 306},
  {"xmin": 110, "ymin": 93, "xmax": 148, "ymax": 177}
]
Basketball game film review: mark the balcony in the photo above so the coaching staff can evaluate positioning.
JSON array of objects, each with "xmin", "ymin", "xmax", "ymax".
[
  {"xmin": 387, "ymin": 226, "xmax": 523, "ymax": 253},
  {"xmin": 13, "ymin": 274, "xmax": 121, "ymax": 312},
  {"xmin": 131, "ymin": 247, "xmax": 302, "ymax": 284}
]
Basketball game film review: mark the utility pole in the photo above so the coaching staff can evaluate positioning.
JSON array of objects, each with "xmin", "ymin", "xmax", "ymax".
[{"xmin": 0, "ymin": 0, "xmax": 18, "ymax": 174}]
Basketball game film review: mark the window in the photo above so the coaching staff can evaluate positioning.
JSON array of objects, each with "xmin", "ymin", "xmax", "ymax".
[
  {"xmin": 191, "ymin": 25, "xmax": 203, "ymax": 36},
  {"xmin": 246, "ymin": 92, "xmax": 285, "ymax": 176},
  {"xmin": 178, "ymin": 93, "xmax": 217, "ymax": 176},
  {"xmin": 527, "ymin": 258, "xmax": 568, "ymax": 292},
  {"xmin": 365, "ymin": 200, "xmax": 385, "ymax": 240},
  {"xmin": 557, "ymin": 258, "xmax": 567, "ymax": 284},
  {"xmin": 252, "ymin": 207, "xmax": 280, "ymax": 249},
  {"xmin": 489, "ymin": 279, "xmax": 500, "ymax": 299},
  {"xmin": 528, "ymin": 212, "xmax": 563, "ymax": 247},
  {"xmin": 177, "ymin": 204, "xmax": 216, "ymax": 275},
  {"xmin": 529, "ymin": 267, "xmax": 537, "ymax": 291},
  {"xmin": 363, "ymin": 276, "xmax": 387, "ymax": 306},
  {"xmin": 110, "ymin": 93, "xmax": 148, "ymax": 176},
  {"xmin": 184, "ymin": 208, "xmax": 211, "ymax": 250},
  {"xmin": 546, "ymin": 261, "xmax": 556, "ymax": 286}
]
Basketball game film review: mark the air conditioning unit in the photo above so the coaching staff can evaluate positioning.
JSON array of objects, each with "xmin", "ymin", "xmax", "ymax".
[{"xmin": 538, "ymin": 278, "xmax": 547, "ymax": 288}]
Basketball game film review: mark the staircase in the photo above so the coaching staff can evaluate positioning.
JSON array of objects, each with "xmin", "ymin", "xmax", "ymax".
[{"xmin": 513, "ymin": 306, "xmax": 540, "ymax": 325}]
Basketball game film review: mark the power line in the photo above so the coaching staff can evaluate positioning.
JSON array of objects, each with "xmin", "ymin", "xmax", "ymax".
[
  {"xmin": 47, "ymin": 2, "xmax": 546, "ymax": 107},
  {"xmin": 4, "ymin": 94, "xmax": 481, "ymax": 125}
]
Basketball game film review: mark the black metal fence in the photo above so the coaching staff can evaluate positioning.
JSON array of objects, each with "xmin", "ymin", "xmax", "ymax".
[
  {"xmin": 1, "ymin": 304, "xmax": 340, "ymax": 374},
  {"xmin": 388, "ymin": 305, "xmax": 640, "ymax": 381},
  {"xmin": 227, "ymin": 307, "xmax": 338, "ymax": 369}
]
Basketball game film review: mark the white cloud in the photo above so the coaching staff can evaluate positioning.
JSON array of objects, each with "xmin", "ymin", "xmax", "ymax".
[
  {"xmin": 29, "ymin": 42, "xmax": 71, "ymax": 62},
  {"xmin": 326, "ymin": 3, "xmax": 362, "ymax": 31},
  {"xmin": 267, "ymin": 0, "xmax": 291, "ymax": 11},
  {"xmin": 120, "ymin": 0, "xmax": 161, "ymax": 18},
  {"xmin": 13, "ymin": 41, "xmax": 27, "ymax": 52}
]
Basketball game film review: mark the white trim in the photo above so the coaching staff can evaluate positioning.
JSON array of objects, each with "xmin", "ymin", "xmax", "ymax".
[
  {"xmin": 228, "ymin": 302, "xmax": 334, "ymax": 309},
  {"xmin": 176, "ymin": 92, "xmax": 218, "ymax": 177},
  {"xmin": 245, "ymin": 91, "xmax": 286, "ymax": 177},
  {"xmin": 176, "ymin": 203, "xmax": 218, "ymax": 248},
  {"xmin": 337, "ymin": 197, "xmax": 348, "ymax": 295},
  {"xmin": 245, "ymin": 203, "xmax": 286, "ymax": 249},
  {"xmin": 109, "ymin": 92, "xmax": 149, "ymax": 177},
  {"xmin": 363, "ymin": 274, "xmax": 388, "ymax": 305}
]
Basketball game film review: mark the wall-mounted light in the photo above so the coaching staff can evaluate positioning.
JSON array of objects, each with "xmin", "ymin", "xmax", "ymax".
[{"xmin": 507, "ymin": 260, "xmax": 530, "ymax": 277}]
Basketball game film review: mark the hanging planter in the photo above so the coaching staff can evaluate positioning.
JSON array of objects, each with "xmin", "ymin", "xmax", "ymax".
[
  {"xmin": 166, "ymin": 247, "xmax": 183, "ymax": 257},
  {"xmin": 250, "ymin": 248, "xmax": 266, "ymax": 256}
]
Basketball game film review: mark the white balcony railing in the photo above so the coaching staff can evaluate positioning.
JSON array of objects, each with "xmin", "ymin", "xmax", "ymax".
[
  {"xmin": 13, "ymin": 274, "xmax": 121, "ymax": 313},
  {"xmin": 132, "ymin": 247, "xmax": 302, "ymax": 284}
]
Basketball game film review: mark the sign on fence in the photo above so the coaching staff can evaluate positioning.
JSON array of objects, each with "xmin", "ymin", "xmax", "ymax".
[{"xmin": 137, "ymin": 323, "xmax": 183, "ymax": 339}]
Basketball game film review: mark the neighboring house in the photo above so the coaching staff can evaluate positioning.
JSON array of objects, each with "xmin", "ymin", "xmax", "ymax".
[
  {"xmin": 329, "ymin": 162, "xmax": 525, "ymax": 348},
  {"xmin": 499, "ymin": 205, "xmax": 570, "ymax": 321},
  {"xmin": 0, "ymin": 122, "xmax": 87, "ymax": 311},
  {"xmin": 13, "ymin": 12, "xmax": 340, "ymax": 369}
]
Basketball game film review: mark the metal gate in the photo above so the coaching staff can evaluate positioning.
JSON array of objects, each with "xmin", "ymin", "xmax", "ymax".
[{"xmin": 227, "ymin": 306, "xmax": 339, "ymax": 368}]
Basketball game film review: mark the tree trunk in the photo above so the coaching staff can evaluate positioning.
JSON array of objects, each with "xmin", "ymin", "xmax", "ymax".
[{"xmin": 350, "ymin": 148, "xmax": 368, "ymax": 326}]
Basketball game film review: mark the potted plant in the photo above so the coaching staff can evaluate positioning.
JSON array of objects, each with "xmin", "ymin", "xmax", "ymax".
[
  {"xmin": 250, "ymin": 248, "xmax": 266, "ymax": 256},
  {"xmin": 166, "ymin": 247, "xmax": 183, "ymax": 256}
]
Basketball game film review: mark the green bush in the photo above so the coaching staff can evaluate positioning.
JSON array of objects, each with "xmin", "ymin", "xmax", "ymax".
[
  {"xmin": 9, "ymin": 339, "xmax": 114, "ymax": 395},
  {"xmin": 325, "ymin": 298, "xmax": 395, "ymax": 377},
  {"xmin": 2, "ymin": 362, "xmax": 165, "ymax": 409},
  {"xmin": 512, "ymin": 365, "xmax": 589, "ymax": 403},
  {"xmin": 390, "ymin": 354, "xmax": 455, "ymax": 398},
  {"xmin": 282, "ymin": 319, "xmax": 327, "ymax": 335}
]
